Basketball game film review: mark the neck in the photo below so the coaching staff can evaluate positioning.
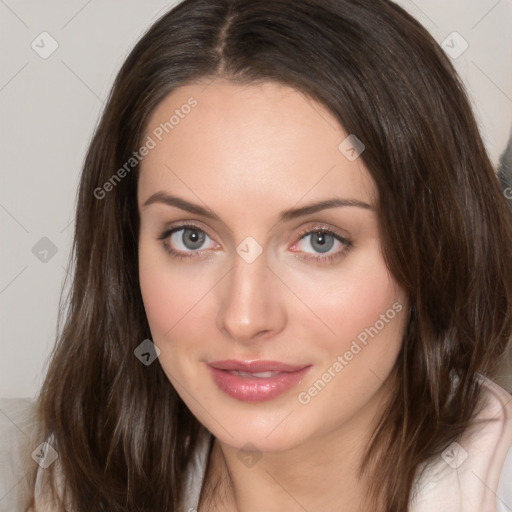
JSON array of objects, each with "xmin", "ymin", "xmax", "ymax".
[{"xmin": 198, "ymin": 371, "xmax": 395, "ymax": 512}]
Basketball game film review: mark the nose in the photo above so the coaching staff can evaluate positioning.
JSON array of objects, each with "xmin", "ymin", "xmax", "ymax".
[{"xmin": 215, "ymin": 249, "xmax": 287, "ymax": 344}]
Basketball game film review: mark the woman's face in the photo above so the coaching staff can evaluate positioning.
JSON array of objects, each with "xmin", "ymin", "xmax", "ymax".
[{"xmin": 137, "ymin": 78, "xmax": 408, "ymax": 452}]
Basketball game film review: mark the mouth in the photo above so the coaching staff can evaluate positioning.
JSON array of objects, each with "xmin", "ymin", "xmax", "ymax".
[
  {"xmin": 206, "ymin": 360, "xmax": 312, "ymax": 402},
  {"xmin": 222, "ymin": 369, "xmax": 285, "ymax": 378}
]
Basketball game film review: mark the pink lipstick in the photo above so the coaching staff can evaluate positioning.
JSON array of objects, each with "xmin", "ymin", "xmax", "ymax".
[{"xmin": 207, "ymin": 360, "xmax": 312, "ymax": 402}]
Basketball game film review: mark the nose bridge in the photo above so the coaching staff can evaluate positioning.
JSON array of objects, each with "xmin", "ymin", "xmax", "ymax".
[{"xmin": 216, "ymin": 247, "xmax": 285, "ymax": 342}]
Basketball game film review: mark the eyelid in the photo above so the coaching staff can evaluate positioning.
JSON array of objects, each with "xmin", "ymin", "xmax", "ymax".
[
  {"xmin": 157, "ymin": 220, "xmax": 218, "ymax": 243},
  {"xmin": 158, "ymin": 221, "xmax": 349, "ymax": 244},
  {"xmin": 294, "ymin": 223, "xmax": 351, "ymax": 243},
  {"xmin": 290, "ymin": 223, "xmax": 351, "ymax": 256},
  {"xmin": 156, "ymin": 221, "xmax": 220, "ymax": 259},
  {"xmin": 158, "ymin": 220, "xmax": 353, "ymax": 261}
]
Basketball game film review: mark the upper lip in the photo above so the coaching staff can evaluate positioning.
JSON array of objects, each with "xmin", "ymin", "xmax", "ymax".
[{"xmin": 208, "ymin": 360, "xmax": 310, "ymax": 373}]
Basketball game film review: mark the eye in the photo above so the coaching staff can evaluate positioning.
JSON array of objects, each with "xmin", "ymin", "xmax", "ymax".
[
  {"xmin": 157, "ymin": 224, "xmax": 218, "ymax": 259},
  {"xmin": 157, "ymin": 223, "xmax": 353, "ymax": 263},
  {"xmin": 291, "ymin": 226, "xmax": 353, "ymax": 263}
]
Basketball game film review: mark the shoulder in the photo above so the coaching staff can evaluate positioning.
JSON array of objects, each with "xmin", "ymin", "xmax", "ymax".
[
  {"xmin": 0, "ymin": 398, "xmax": 47, "ymax": 512},
  {"xmin": 410, "ymin": 375, "xmax": 512, "ymax": 512},
  {"xmin": 0, "ymin": 397, "xmax": 66, "ymax": 512},
  {"xmin": 30, "ymin": 434, "xmax": 66, "ymax": 512},
  {"xmin": 0, "ymin": 398, "xmax": 39, "ymax": 512},
  {"xmin": 480, "ymin": 377, "xmax": 512, "ymax": 512}
]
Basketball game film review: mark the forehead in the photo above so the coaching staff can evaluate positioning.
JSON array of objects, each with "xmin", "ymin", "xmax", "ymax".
[{"xmin": 138, "ymin": 78, "xmax": 376, "ymax": 215}]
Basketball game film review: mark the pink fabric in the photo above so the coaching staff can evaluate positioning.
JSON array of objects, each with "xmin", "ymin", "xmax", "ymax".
[
  {"xmin": 410, "ymin": 375, "xmax": 512, "ymax": 512},
  {"xmin": 183, "ymin": 375, "xmax": 512, "ymax": 511}
]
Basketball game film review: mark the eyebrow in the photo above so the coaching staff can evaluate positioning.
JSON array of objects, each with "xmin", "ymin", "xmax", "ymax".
[{"xmin": 142, "ymin": 191, "xmax": 373, "ymax": 223}]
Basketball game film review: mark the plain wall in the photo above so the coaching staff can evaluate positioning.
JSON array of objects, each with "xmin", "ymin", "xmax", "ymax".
[{"xmin": 1, "ymin": 0, "xmax": 511, "ymax": 398}]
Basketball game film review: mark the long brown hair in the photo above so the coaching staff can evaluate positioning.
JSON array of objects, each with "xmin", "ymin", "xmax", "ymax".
[{"xmin": 27, "ymin": 0, "xmax": 512, "ymax": 510}]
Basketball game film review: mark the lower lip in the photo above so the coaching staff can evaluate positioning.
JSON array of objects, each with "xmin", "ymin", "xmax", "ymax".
[{"xmin": 207, "ymin": 365, "xmax": 312, "ymax": 402}]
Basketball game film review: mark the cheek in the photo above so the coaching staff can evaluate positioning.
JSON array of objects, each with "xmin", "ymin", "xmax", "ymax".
[
  {"xmin": 138, "ymin": 245, "xmax": 191, "ymax": 386},
  {"xmin": 284, "ymin": 247, "xmax": 408, "ymax": 415},
  {"xmin": 139, "ymin": 232, "xmax": 407, "ymax": 378},
  {"xmin": 138, "ymin": 234, "xmax": 220, "ymax": 383},
  {"xmin": 138, "ymin": 233, "xmax": 210, "ymax": 336},
  {"xmin": 138, "ymin": 240, "xmax": 175, "ymax": 333},
  {"xmin": 289, "ymin": 250, "xmax": 408, "ymax": 418},
  {"xmin": 283, "ymin": 243, "xmax": 406, "ymax": 354}
]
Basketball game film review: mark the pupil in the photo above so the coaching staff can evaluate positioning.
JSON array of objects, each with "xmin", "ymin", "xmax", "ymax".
[
  {"xmin": 183, "ymin": 229, "xmax": 205, "ymax": 250},
  {"xmin": 311, "ymin": 232, "xmax": 333, "ymax": 253}
]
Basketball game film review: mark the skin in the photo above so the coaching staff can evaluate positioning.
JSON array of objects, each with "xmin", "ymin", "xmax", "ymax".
[{"xmin": 137, "ymin": 78, "xmax": 409, "ymax": 511}]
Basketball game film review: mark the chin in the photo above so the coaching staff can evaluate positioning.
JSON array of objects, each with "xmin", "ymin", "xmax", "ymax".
[{"xmin": 202, "ymin": 407, "xmax": 313, "ymax": 453}]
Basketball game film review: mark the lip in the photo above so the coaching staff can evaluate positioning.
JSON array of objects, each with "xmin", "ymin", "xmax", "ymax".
[
  {"xmin": 207, "ymin": 360, "xmax": 313, "ymax": 402},
  {"xmin": 208, "ymin": 359, "xmax": 309, "ymax": 373}
]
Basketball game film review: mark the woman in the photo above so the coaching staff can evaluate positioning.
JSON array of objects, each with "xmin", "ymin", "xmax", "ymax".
[{"xmin": 25, "ymin": 0, "xmax": 512, "ymax": 510}]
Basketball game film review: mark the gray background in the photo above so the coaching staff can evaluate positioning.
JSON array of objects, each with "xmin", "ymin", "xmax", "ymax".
[{"xmin": 1, "ymin": 0, "xmax": 511, "ymax": 398}]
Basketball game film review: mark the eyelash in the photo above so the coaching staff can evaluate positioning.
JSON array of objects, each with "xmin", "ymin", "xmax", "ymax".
[
  {"xmin": 157, "ymin": 222, "xmax": 215, "ymax": 262},
  {"xmin": 294, "ymin": 225, "xmax": 353, "ymax": 263},
  {"xmin": 156, "ymin": 222, "xmax": 353, "ymax": 264}
]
